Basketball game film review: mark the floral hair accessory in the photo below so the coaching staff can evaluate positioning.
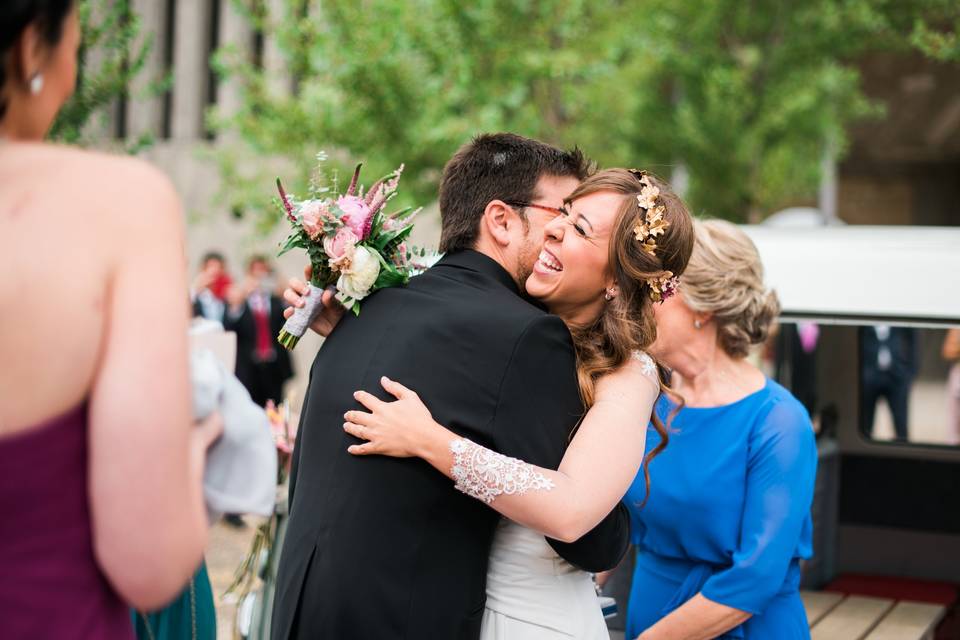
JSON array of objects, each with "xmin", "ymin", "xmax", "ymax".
[
  {"xmin": 630, "ymin": 170, "xmax": 670, "ymax": 256},
  {"xmin": 648, "ymin": 272, "xmax": 680, "ymax": 303}
]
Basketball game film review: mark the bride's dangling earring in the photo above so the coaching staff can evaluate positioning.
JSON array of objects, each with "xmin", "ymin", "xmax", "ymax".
[{"xmin": 29, "ymin": 73, "xmax": 44, "ymax": 95}]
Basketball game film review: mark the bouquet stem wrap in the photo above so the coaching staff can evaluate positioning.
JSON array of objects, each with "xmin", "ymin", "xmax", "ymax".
[{"xmin": 277, "ymin": 284, "xmax": 325, "ymax": 350}]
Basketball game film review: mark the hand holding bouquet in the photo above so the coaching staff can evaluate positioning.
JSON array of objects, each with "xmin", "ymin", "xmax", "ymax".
[{"xmin": 276, "ymin": 162, "xmax": 424, "ymax": 350}]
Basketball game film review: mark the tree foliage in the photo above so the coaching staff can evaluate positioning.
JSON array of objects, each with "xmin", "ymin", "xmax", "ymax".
[
  {"xmin": 214, "ymin": 0, "xmax": 958, "ymax": 224},
  {"xmin": 50, "ymin": 0, "xmax": 162, "ymax": 150}
]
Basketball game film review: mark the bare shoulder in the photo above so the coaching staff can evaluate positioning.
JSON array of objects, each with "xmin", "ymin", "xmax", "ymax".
[
  {"xmin": 0, "ymin": 144, "xmax": 182, "ymax": 235},
  {"xmin": 11, "ymin": 144, "xmax": 178, "ymax": 210},
  {"xmin": 64, "ymin": 146, "xmax": 181, "ymax": 235},
  {"xmin": 628, "ymin": 351, "xmax": 659, "ymax": 378},
  {"xmin": 73, "ymin": 147, "xmax": 176, "ymax": 202},
  {"xmin": 613, "ymin": 350, "xmax": 660, "ymax": 387},
  {"xmin": 595, "ymin": 350, "xmax": 661, "ymax": 402}
]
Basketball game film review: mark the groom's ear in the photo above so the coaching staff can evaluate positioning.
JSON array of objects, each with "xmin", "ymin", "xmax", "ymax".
[{"xmin": 481, "ymin": 200, "xmax": 519, "ymax": 248}]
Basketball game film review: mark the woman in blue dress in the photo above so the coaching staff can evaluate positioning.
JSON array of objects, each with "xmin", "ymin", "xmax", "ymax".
[{"xmin": 623, "ymin": 219, "xmax": 818, "ymax": 639}]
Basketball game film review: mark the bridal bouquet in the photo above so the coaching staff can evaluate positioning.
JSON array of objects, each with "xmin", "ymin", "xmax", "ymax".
[{"xmin": 275, "ymin": 161, "xmax": 426, "ymax": 350}]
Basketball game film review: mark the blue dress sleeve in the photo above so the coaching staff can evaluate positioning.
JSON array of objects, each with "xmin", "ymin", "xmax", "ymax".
[{"xmin": 700, "ymin": 396, "xmax": 817, "ymax": 614}]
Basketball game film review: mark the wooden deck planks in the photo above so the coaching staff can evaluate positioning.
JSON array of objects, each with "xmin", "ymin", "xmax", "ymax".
[
  {"xmin": 810, "ymin": 595, "xmax": 894, "ymax": 640},
  {"xmin": 802, "ymin": 591, "xmax": 845, "ymax": 626},
  {"xmin": 864, "ymin": 601, "xmax": 946, "ymax": 640}
]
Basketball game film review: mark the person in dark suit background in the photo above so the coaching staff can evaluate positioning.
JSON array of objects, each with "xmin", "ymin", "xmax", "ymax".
[
  {"xmin": 774, "ymin": 322, "xmax": 819, "ymax": 417},
  {"xmin": 223, "ymin": 256, "xmax": 293, "ymax": 407},
  {"xmin": 271, "ymin": 134, "xmax": 630, "ymax": 640},
  {"xmin": 859, "ymin": 325, "xmax": 919, "ymax": 441}
]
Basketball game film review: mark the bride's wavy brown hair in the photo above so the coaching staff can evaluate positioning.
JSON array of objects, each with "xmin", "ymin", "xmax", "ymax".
[{"xmin": 565, "ymin": 169, "xmax": 694, "ymax": 506}]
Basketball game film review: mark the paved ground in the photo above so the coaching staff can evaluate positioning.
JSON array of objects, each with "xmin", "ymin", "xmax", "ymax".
[
  {"xmin": 870, "ymin": 380, "xmax": 955, "ymax": 445},
  {"xmin": 208, "ymin": 517, "xmax": 263, "ymax": 639}
]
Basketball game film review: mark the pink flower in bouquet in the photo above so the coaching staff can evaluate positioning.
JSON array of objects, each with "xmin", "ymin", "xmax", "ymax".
[
  {"xmin": 324, "ymin": 226, "xmax": 359, "ymax": 269},
  {"xmin": 337, "ymin": 195, "xmax": 374, "ymax": 239},
  {"xmin": 299, "ymin": 200, "xmax": 334, "ymax": 240}
]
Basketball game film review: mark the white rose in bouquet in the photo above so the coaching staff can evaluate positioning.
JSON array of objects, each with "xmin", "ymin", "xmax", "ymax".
[{"xmin": 336, "ymin": 246, "xmax": 381, "ymax": 304}]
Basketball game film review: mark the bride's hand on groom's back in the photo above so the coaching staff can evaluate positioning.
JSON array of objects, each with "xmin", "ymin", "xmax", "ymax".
[
  {"xmin": 282, "ymin": 264, "xmax": 345, "ymax": 337},
  {"xmin": 343, "ymin": 377, "xmax": 451, "ymax": 461}
]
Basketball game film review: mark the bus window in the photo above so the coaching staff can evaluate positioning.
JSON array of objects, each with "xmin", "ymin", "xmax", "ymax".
[
  {"xmin": 858, "ymin": 325, "xmax": 957, "ymax": 446},
  {"xmin": 767, "ymin": 322, "xmax": 959, "ymax": 447}
]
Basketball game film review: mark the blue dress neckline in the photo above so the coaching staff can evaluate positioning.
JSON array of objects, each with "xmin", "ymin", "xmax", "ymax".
[{"xmin": 669, "ymin": 376, "xmax": 772, "ymax": 413}]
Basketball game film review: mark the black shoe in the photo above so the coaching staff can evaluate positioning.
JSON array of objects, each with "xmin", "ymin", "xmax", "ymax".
[{"xmin": 223, "ymin": 514, "xmax": 246, "ymax": 529}]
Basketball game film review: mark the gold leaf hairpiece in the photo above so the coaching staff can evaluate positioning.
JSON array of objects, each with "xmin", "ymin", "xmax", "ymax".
[
  {"xmin": 630, "ymin": 171, "xmax": 671, "ymax": 257},
  {"xmin": 630, "ymin": 170, "xmax": 679, "ymax": 302}
]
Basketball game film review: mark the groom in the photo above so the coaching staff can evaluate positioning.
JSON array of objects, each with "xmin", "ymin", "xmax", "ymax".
[{"xmin": 272, "ymin": 133, "xmax": 630, "ymax": 640}]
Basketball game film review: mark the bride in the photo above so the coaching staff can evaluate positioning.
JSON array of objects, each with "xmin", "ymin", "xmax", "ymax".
[{"xmin": 337, "ymin": 167, "xmax": 694, "ymax": 638}]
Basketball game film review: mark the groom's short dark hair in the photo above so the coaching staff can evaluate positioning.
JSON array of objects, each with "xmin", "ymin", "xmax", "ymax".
[{"xmin": 438, "ymin": 133, "xmax": 591, "ymax": 253}]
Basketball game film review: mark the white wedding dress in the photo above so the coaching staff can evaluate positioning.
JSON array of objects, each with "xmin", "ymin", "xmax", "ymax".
[
  {"xmin": 480, "ymin": 519, "xmax": 610, "ymax": 639},
  {"xmin": 452, "ymin": 352, "xmax": 659, "ymax": 639}
]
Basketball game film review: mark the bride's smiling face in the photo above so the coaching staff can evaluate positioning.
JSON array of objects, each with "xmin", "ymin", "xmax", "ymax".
[{"xmin": 525, "ymin": 190, "xmax": 622, "ymax": 325}]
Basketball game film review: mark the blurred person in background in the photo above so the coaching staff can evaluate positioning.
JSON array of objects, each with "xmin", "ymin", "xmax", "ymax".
[
  {"xmin": 224, "ymin": 255, "xmax": 293, "ymax": 408},
  {"xmin": 220, "ymin": 255, "xmax": 292, "ymax": 529},
  {"xmin": 0, "ymin": 1, "xmax": 220, "ymax": 638},
  {"xmin": 620, "ymin": 220, "xmax": 818, "ymax": 640},
  {"xmin": 191, "ymin": 251, "xmax": 231, "ymax": 323},
  {"xmin": 773, "ymin": 322, "xmax": 820, "ymax": 419},
  {"xmin": 859, "ymin": 325, "xmax": 919, "ymax": 441},
  {"xmin": 943, "ymin": 328, "xmax": 960, "ymax": 445}
]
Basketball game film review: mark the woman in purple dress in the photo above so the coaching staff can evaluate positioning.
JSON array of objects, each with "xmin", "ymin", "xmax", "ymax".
[{"xmin": 0, "ymin": 2, "xmax": 219, "ymax": 638}]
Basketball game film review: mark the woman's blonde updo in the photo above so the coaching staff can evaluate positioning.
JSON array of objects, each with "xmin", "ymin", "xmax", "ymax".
[
  {"xmin": 564, "ymin": 169, "xmax": 695, "ymax": 504},
  {"xmin": 682, "ymin": 219, "xmax": 781, "ymax": 359}
]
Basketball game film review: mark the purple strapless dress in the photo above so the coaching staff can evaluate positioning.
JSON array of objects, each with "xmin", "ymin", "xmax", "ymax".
[{"xmin": 0, "ymin": 404, "xmax": 133, "ymax": 639}]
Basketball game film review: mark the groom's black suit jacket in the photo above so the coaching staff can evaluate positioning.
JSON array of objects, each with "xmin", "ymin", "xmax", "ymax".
[{"xmin": 272, "ymin": 250, "xmax": 630, "ymax": 640}]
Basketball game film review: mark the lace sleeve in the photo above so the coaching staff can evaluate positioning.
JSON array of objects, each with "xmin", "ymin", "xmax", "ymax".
[
  {"xmin": 449, "ymin": 438, "xmax": 555, "ymax": 504},
  {"xmin": 631, "ymin": 350, "xmax": 660, "ymax": 384}
]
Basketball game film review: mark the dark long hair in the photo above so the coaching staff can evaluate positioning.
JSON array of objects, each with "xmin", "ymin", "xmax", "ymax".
[{"xmin": 0, "ymin": 0, "xmax": 74, "ymax": 119}]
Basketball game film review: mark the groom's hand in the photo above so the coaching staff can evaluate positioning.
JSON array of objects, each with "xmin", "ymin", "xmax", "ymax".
[{"xmin": 282, "ymin": 265, "xmax": 346, "ymax": 337}]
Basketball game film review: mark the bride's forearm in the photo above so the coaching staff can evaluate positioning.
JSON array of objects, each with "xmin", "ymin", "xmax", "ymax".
[
  {"xmin": 397, "ymin": 416, "xmax": 592, "ymax": 539},
  {"xmin": 426, "ymin": 434, "xmax": 607, "ymax": 542},
  {"xmin": 350, "ymin": 366, "xmax": 655, "ymax": 541},
  {"xmin": 417, "ymin": 388, "xmax": 653, "ymax": 541},
  {"xmin": 416, "ymin": 421, "xmax": 459, "ymax": 480}
]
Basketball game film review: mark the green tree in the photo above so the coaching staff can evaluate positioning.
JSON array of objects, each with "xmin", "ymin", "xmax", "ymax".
[
  {"xmin": 50, "ymin": 0, "xmax": 162, "ymax": 150},
  {"xmin": 213, "ymin": 0, "xmax": 957, "ymax": 225},
  {"xmin": 625, "ymin": 0, "xmax": 960, "ymax": 220}
]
